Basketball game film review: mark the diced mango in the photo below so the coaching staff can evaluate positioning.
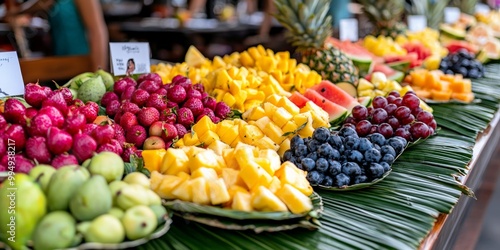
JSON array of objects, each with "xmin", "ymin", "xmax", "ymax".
[
  {"xmin": 192, "ymin": 116, "xmax": 216, "ymax": 137},
  {"xmin": 142, "ymin": 149, "xmax": 167, "ymax": 173},
  {"xmin": 161, "ymin": 148, "xmax": 190, "ymax": 175}
]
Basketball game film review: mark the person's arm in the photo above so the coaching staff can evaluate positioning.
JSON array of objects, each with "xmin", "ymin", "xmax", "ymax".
[
  {"xmin": 8, "ymin": 0, "xmax": 54, "ymax": 15},
  {"xmin": 259, "ymin": 0, "xmax": 275, "ymax": 38},
  {"xmin": 74, "ymin": 0, "xmax": 109, "ymax": 71}
]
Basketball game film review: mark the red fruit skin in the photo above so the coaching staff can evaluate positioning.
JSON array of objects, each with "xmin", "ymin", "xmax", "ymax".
[
  {"xmin": 138, "ymin": 73, "xmax": 162, "ymax": 86},
  {"xmin": 28, "ymin": 114, "xmax": 53, "ymax": 137},
  {"xmin": 92, "ymin": 124, "xmax": 115, "ymax": 145},
  {"xmin": 42, "ymin": 92, "xmax": 68, "ymax": 115},
  {"xmin": 4, "ymin": 98, "xmax": 26, "ymax": 124},
  {"xmin": 25, "ymin": 107, "xmax": 38, "ymax": 120},
  {"xmin": 97, "ymin": 143, "xmax": 119, "ymax": 154},
  {"xmin": 139, "ymin": 80, "xmax": 161, "ymax": 94},
  {"xmin": 186, "ymin": 89, "xmax": 202, "ymax": 100},
  {"xmin": 176, "ymin": 107, "xmax": 194, "ymax": 127},
  {"xmin": 114, "ymin": 79, "xmax": 129, "ymax": 95},
  {"xmin": 192, "ymin": 83, "xmax": 205, "ymax": 93},
  {"xmin": 165, "ymin": 141, "xmax": 173, "ymax": 148},
  {"xmin": 131, "ymin": 89, "xmax": 150, "ymax": 107},
  {"xmin": 121, "ymin": 86, "xmax": 136, "ymax": 101},
  {"xmin": 112, "ymin": 123, "xmax": 125, "ymax": 137},
  {"xmin": 121, "ymin": 101, "xmax": 141, "ymax": 114},
  {"xmin": 121, "ymin": 145, "xmax": 138, "ymax": 162},
  {"xmin": 174, "ymin": 77, "xmax": 192, "ymax": 90},
  {"xmin": 115, "ymin": 134, "xmax": 126, "ymax": 146},
  {"xmin": 214, "ymin": 102, "xmax": 231, "ymax": 119},
  {"xmin": 174, "ymin": 124, "xmax": 188, "ymax": 138},
  {"xmin": 13, "ymin": 155, "xmax": 34, "ymax": 173},
  {"xmin": 149, "ymin": 121, "xmax": 165, "ymax": 137},
  {"xmin": 160, "ymin": 110, "xmax": 176, "ymax": 124},
  {"xmin": 202, "ymin": 96, "xmax": 217, "ymax": 110},
  {"xmin": 109, "ymin": 139, "xmax": 124, "ymax": 155},
  {"xmin": 42, "ymin": 86, "xmax": 52, "ymax": 96},
  {"xmin": 4, "ymin": 124, "xmax": 26, "ymax": 151},
  {"xmin": 212, "ymin": 117, "xmax": 221, "ymax": 123},
  {"xmin": 38, "ymin": 106, "xmax": 64, "ymax": 128},
  {"xmin": 143, "ymin": 136, "xmax": 166, "ymax": 150},
  {"xmin": 79, "ymin": 105, "xmax": 98, "ymax": 123},
  {"xmin": 83, "ymin": 123, "xmax": 98, "ymax": 135},
  {"xmin": 72, "ymin": 133, "xmax": 98, "ymax": 162},
  {"xmin": 120, "ymin": 112, "xmax": 139, "ymax": 130},
  {"xmin": 171, "ymin": 75, "xmax": 185, "ymax": 84},
  {"xmin": 167, "ymin": 85, "xmax": 187, "ymax": 103},
  {"xmin": 25, "ymin": 83, "xmax": 48, "ymax": 108},
  {"xmin": 126, "ymin": 125, "xmax": 147, "ymax": 148},
  {"xmin": 65, "ymin": 112, "xmax": 86, "ymax": 135},
  {"xmin": 71, "ymin": 99, "xmax": 85, "ymax": 107},
  {"xmin": 155, "ymin": 88, "xmax": 167, "ymax": 96},
  {"xmin": 51, "ymin": 154, "xmax": 79, "ymax": 169},
  {"xmin": 161, "ymin": 123, "xmax": 178, "ymax": 142},
  {"xmin": 0, "ymin": 115, "xmax": 7, "ymax": 130},
  {"xmin": 106, "ymin": 100, "xmax": 121, "ymax": 117},
  {"xmin": 57, "ymin": 88, "xmax": 74, "ymax": 105},
  {"xmin": 201, "ymin": 92, "xmax": 209, "ymax": 99},
  {"xmin": 86, "ymin": 101, "xmax": 99, "ymax": 113},
  {"xmin": 0, "ymin": 164, "xmax": 6, "ymax": 172},
  {"xmin": 47, "ymin": 127, "xmax": 73, "ymax": 154},
  {"xmin": 26, "ymin": 136, "xmax": 52, "ymax": 164},
  {"xmin": 145, "ymin": 93, "xmax": 167, "ymax": 111},
  {"xmin": 199, "ymin": 108, "xmax": 216, "ymax": 123},
  {"xmin": 166, "ymin": 101, "xmax": 179, "ymax": 110},
  {"xmin": 183, "ymin": 98, "xmax": 204, "ymax": 117},
  {"xmin": 0, "ymin": 138, "xmax": 6, "ymax": 158},
  {"xmin": 101, "ymin": 92, "xmax": 120, "ymax": 107},
  {"xmin": 137, "ymin": 107, "xmax": 160, "ymax": 127},
  {"xmin": 122, "ymin": 77, "xmax": 137, "ymax": 87}
]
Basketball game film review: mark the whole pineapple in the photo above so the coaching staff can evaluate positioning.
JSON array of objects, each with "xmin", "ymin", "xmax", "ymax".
[
  {"xmin": 273, "ymin": 0, "xmax": 358, "ymax": 84},
  {"xmin": 358, "ymin": 0, "xmax": 407, "ymax": 39}
]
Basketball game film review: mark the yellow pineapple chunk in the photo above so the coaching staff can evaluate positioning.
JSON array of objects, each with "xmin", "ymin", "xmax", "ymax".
[
  {"xmin": 239, "ymin": 161, "xmax": 267, "ymax": 189},
  {"xmin": 176, "ymin": 172, "xmax": 190, "ymax": 180},
  {"xmin": 240, "ymin": 51, "xmax": 254, "ymax": 67},
  {"xmin": 218, "ymin": 123, "xmax": 239, "ymax": 145},
  {"xmin": 298, "ymin": 117, "xmax": 315, "ymax": 138},
  {"xmin": 183, "ymin": 146, "xmax": 205, "ymax": 158},
  {"xmin": 161, "ymin": 148, "xmax": 189, "ymax": 175},
  {"xmin": 152, "ymin": 174, "xmax": 185, "ymax": 199},
  {"xmin": 212, "ymin": 56, "xmax": 226, "ymax": 68},
  {"xmin": 215, "ymin": 70, "xmax": 231, "ymax": 91},
  {"xmin": 277, "ymin": 97, "xmax": 300, "ymax": 116},
  {"xmin": 142, "ymin": 149, "xmax": 167, "ymax": 173},
  {"xmin": 268, "ymin": 176, "xmax": 282, "ymax": 193},
  {"xmin": 240, "ymin": 124, "xmax": 265, "ymax": 144},
  {"xmin": 245, "ymin": 89, "xmax": 265, "ymax": 102},
  {"xmin": 278, "ymin": 139, "xmax": 291, "ymax": 158},
  {"xmin": 254, "ymin": 116, "xmax": 272, "ymax": 131},
  {"xmin": 198, "ymin": 130, "xmax": 220, "ymax": 146},
  {"xmin": 251, "ymin": 186, "xmax": 288, "ymax": 212},
  {"xmin": 234, "ymin": 145, "xmax": 255, "ymax": 166},
  {"xmin": 191, "ymin": 177, "xmax": 210, "ymax": 205},
  {"xmin": 254, "ymin": 157, "xmax": 273, "ymax": 176},
  {"xmin": 222, "ymin": 92, "xmax": 236, "ymax": 107},
  {"xmin": 253, "ymin": 136, "xmax": 280, "ymax": 151},
  {"xmin": 208, "ymin": 178, "xmax": 231, "ymax": 205},
  {"xmin": 272, "ymin": 107, "xmax": 293, "ymax": 128},
  {"xmin": 191, "ymin": 167, "xmax": 218, "ymax": 180},
  {"xmin": 183, "ymin": 133, "xmax": 200, "ymax": 146},
  {"xmin": 276, "ymin": 184, "xmax": 313, "ymax": 214},
  {"xmin": 263, "ymin": 122, "xmax": 285, "ymax": 144},
  {"xmin": 222, "ymin": 149, "xmax": 239, "ymax": 169},
  {"xmin": 171, "ymin": 179, "xmax": 193, "ymax": 201},
  {"xmin": 226, "ymin": 185, "xmax": 249, "ymax": 206},
  {"xmin": 192, "ymin": 116, "xmax": 216, "ymax": 137},
  {"xmin": 265, "ymin": 94, "xmax": 282, "ymax": 105},
  {"xmin": 275, "ymin": 162, "xmax": 313, "ymax": 196},
  {"xmin": 281, "ymin": 121, "xmax": 298, "ymax": 134},
  {"xmin": 263, "ymin": 102, "xmax": 278, "ymax": 116},
  {"xmin": 259, "ymin": 149, "xmax": 282, "ymax": 173},
  {"xmin": 221, "ymin": 168, "xmax": 246, "ymax": 189},
  {"xmin": 207, "ymin": 140, "xmax": 230, "ymax": 155},
  {"xmin": 188, "ymin": 150, "xmax": 221, "ymax": 173},
  {"xmin": 232, "ymin": 192, "xmax": 253, "ymax": 212}
]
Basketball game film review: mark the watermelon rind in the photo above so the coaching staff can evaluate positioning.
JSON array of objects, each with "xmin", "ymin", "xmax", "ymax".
[
  {"xmin": 387, "ymin": 71, "xmax": 405, "ymax": 83},
  {"xmin": 329, "ymin": 110, "xmax": 349, "ymax": 127},
  {"xmin": 347, "ymin": 55, "xmax": 374, "ymax": 77},
  {"xmin": 387, "ymin": 61, "xmax": 411, "ymax": 73},
  {"xmin": 439, "ymin": 24, "xmax": 466, "ymax": 40},
  {"xmin": 334, "ymin": 82, "xmax": 358, "ymax": 98},
  {"xmin": 357, "ymin": 96, "xmax": 372, "ymax": 107}
]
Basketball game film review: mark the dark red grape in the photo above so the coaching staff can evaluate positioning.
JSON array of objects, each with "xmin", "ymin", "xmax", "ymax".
[
  {"xmin": 410, "ymin": 122, "xmax": 430, "ymax": 139},
  {"xmin": 372, "ymin": 108, "xmax": 388, "ymax": 124},
  {"xmin": 386, "ymin": 95, "xmax": 397, "ymax": 104},
  {"xmin": 384, "ymin": 103, "xmax": 398, "ymax": 115},
  {"xmin": 356, "ymin": 120, "xmax": 372, "ymax": 137},
  {"xmin": 405, "ymin": 91, "xmax": 417, "ymax": 96},
  {"xmin": 401, "ymin": 114, "xmax": 415, "ymax": 125},
  {"xmin": 387, "ymin": 117, "xmax": 400, "ymax": 129},
  {"xmin": 416, "ymin": 111, "xmax": 434, "ymax": 124},
  {"xmin": 395, "ymin": 128, "xmax": 412, "ymax": 141},
  {"xmin": 370, "ymin": 125, "xmax": 379, "ymax": 134},
  {"xmin": 428, "ymin": 119, "xmax": 437, "ymax": 130},
  {"xmin": 388, "ymin": 91, "xmax": 400, "ymax": 97},
  {"xmin": 367, "ymin": 107, "xmax": 374, "ymax": 115},
  {"xmin": 402, "ymin": 94, "xmax": 420, "ymax": 110},
  {"xmin": 393, "ymin": 98, "xmax": 403, "ymax": 107},
  {"xmin": 412, "ymin": 107, "xmax": 423, "ymax": 116},
  {"xmin": 378, "ymin": 123, "xmax": 394, "ymax": 138},
  {"xmin": 352, "ymin": 105, "xmax": 368, "ymax": 120},
  {"xmin": 372, "ymin": 96, "xmax": 388, "ymax": 109},
  {"xmin": 394, "ymin": 106, "xmax": 411, "ymax": 120},
  {"xmin": 344, "ymin": 116, "xmax": 357, "ymax": 125},
  {"xmin": 343, "ymin": 123, "xmax": 356, "ymax": 130},
  {"xmin": 429, "ymin": 127, "xmax": 435, "ymax": 135}
]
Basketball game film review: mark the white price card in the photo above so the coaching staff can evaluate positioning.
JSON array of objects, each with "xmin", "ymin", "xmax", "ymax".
[
  {"xmin": 475, "ymin": 4, "xmax": 490, "ymax": 14},
  {"xmin": 408, "ymin": 15, "xmax": 427, "ymax": 32},
  {"xmin": 339, "ymin": 18, "xmax": 358, "ymax": 42},
  {"xmin": 0, "ymin": 51, "xmax": 25, "ymax": 98},
  {"xmin": 444, "ymin": 7, "xmax": 461, "ymax": 24},
  {"xmin": 109, "ymin": 42, "xmax": 151, "ymax": 76}
]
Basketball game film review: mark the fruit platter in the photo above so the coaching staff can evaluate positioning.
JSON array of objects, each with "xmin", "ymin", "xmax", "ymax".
[{"xmin": 2, "ymin": 0, "xmax": 500, "ymax": 249}]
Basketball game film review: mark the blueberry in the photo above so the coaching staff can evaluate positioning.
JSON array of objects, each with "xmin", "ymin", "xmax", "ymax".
[
  {"xmin": 386, "ymin": 138, "xmax": 405, "ymax": 154},
  {"xmin": 307, "ymin": 171, "xmax": 323, "ymax": 185},
  {"xmin": 369, "ymin": 163, "xmax": 385, "ymax": 178},
  {"xmin": 381, "ymin": 153, "xmax": 395, "ymax": 164},
  {"xmin": 458, "ymin": 67, "xmax": 468, "ymax": 76},
  {"xmin": 346, "ymin": 150, "xmax": 364, "ymax": 162},
  {"xmin": 373, "ymin": 144, "xmax": 381, "ymax": 152},
  {"xmin": 394, "ymin": 136, "xmax": 407, "ymax": 147},
  {"xmin": 451, "ymin": 54, "xmax": 460, "ymax": 64},
  {"xmin": 282, "ymin": 150, "xmax": 294, "ymax": 161},
  {"xmin": 306, "ymin": 152, "xmax": 319, "ymax": 161},
  {"xmin": 335, "ymin": 173, "xmax": 351, "ymax": 187},
  {"xmin": 380, "ymin": 162, "xmax": 391, "ymax": 172},
  {"xmin": 357, "ymin": 138, "xmax": 373, "ymax": 152},
  {"xmin": 303, "ymin": 138, "xmax": 310, "ymax": 145},
  {"xmin": 445, "ymin": 69, "xmax": 455, "ymax": 75},
  {"xmin": 439, "ymin": 60, "xmax": 448, "ymax": 69},
  {"xmin": 328, "ymin": 134, "xmax": 343, "ymax": 148},
  {"xmin": 295, "ymin": 163, "xmax": 303, "ymax": 170},
  {"xmin": 344, "ymin": 136, "xmax": 360, "ymax": 150},
  {"xmin": 313, "ymin": 127, "xmax": 330, "ymax": 143},
  {"xmin": 290, "ymin": 135, "xmax": 304, "ymax": 149},
  {"xmin": 354, "ymin": 175, "xmax": 368, "ymax": 184},
  {"xmin": 316, "ymin": 158, "xmax": 329, "ymax": 173},
  {"xmin": 307, "ymin": 140, "xmax": 321, "ymax": 152},
  {"xmin": 328, "ymin": 160, "xmax": 342, "ymax": 176},
  {"xmin": 461, "ymin": 59, "xmax": 470, "ymax": 67},
  {"xmin": 468, "ymin": 68, "xmax": 480, "ymax": 79},
  {"xmin": 317, "ymin": 143, "xmax": 334, "ymax": 158},
  {"xmin": 368, "ymin": 133, "xmax": 386, "ymax": 146},
  {"xmin": 364, "ymin": 148, "xmax": 382, "ymax": 162},
  {"xmin": 322, "ymin": 175, "xmax": 334, "ymax": 187},
  {"xmin": 380, "ymin": 145, "xmax": 396, "ymax": 157},
  {"xmin": 301, "ymin": 158, "xmax": 316, "ymax": 171},
  {"xmin": 330, "ymin": 148, "xmax": 340, "ymax": 160},
  {"xmin": 339, "ymin": 127, "xmax": 358, "ymax": 138},
  {"xmin": 342, "ymin": 162, "xmax": 362, "ymax": 176},
  {"xmin": 295, "ymin": 144, "xmax": 308, "ymax": 156},
  {"xmin": 288, "ymin": 156, "xmax": 297, "ymax": 164}
]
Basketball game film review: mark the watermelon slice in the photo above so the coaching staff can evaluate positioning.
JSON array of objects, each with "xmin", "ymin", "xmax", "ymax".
[
  {"xmin": 446, "ymin": 40, "xmax": 478, "ymax": 54},
  {"xmin": 288, "ymin": 92, "xmax": 309, "ymax": 109},
  {"xmin": 327, "ymin": 38, "xmax": 377, "ymax": 76},
  {"xmin": 311, "ymin": 80, "xmax": 359, "ymax": 111},
  {"xmin": 365, "ymin": 64, "xmax": 405, "ymax": 83},
  {"xmin": 303, "ymin": 89, "xmax": 348, "ymax": 124}
]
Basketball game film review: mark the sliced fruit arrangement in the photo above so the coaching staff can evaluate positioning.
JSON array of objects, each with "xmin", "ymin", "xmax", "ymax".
[
  {"xmin": 148, "ymin": 143, "xmax": 314, "ymax": 214},
  {"xmin": 282, "ymin": 127, "xmax": 402, "ymax": 188},
  {"xmin": 327, "ymin": 38, "xmax": 380, "ymax": 77},
  {"xmin": 395, "ymin": 28, "xmax": 448, "ymax": 58},
  {"xmin": 405, "ymin": 69, "xmax": 475, "ymax": 103},
  {"xmin": 344, "ymin": 92, "xmax": 437, "ymax": 142},
  {"xmin": 364, "ymin": 63, "xmax": 405, "ymax": 83},
  {"xmin": 439, "ymin": 49, "xmax": 485, "ymax": 78}
]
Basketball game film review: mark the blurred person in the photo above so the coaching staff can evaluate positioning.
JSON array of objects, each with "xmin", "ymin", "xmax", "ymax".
[{"xmin": 6, "ymin": 0, "xmax": 109, "ymax": 70}]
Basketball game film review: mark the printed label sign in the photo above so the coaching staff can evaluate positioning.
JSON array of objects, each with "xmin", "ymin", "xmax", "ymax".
[
  {"xmin": 475, "ymin": 4, "xmax": 490, "ymax": 14},
  {"xmin": 408, "ymin": 15, "xmax": 427, "ymax": 32},
  {"xmin": 444, "ymin": 7, "xmax": 461, "ymax": 24},
  {"xmin": 109, "ymin": 42, "xmax": 151, "ymax": 76},
  {"xmin": 0, "ymin": 51, "xmax": 25, "ymax": 98},
  {"xmin": 340, "ymin": 18, "xmax": 358, "ymax": 42}
]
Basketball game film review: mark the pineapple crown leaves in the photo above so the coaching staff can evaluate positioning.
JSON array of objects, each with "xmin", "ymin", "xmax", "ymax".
[
  {"xmin": 358, "ymin": 0, "xmax": 406, "ymax": 23},
  {"xmin": 273, "ymin": 0, "xmax": 332, "ymax": 51}
]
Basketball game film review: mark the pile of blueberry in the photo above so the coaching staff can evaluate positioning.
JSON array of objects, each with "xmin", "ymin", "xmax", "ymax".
[
  {"xmin": 282, "ymin": 126, "xmax": 407, "ymax": 188},
  {"xmin": 439, "ymin": 49, "xmax": 484, "ymax": 79}
]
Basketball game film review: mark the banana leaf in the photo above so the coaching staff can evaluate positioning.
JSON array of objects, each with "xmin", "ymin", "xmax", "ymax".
[{"xmin": 136, "ymin": 64, "xmax": 500, "ymax": 249}]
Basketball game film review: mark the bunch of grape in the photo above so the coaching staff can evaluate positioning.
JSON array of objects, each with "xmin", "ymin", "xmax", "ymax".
[{"xmin": 344, "ymin": 91, "xmax": 436, "ymax": 142}]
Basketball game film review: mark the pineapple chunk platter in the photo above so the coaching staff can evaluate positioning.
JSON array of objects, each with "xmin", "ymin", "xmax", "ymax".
[{"xmin": 3, "ymin": 0, "xmax": 500, "ymax": 249}]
